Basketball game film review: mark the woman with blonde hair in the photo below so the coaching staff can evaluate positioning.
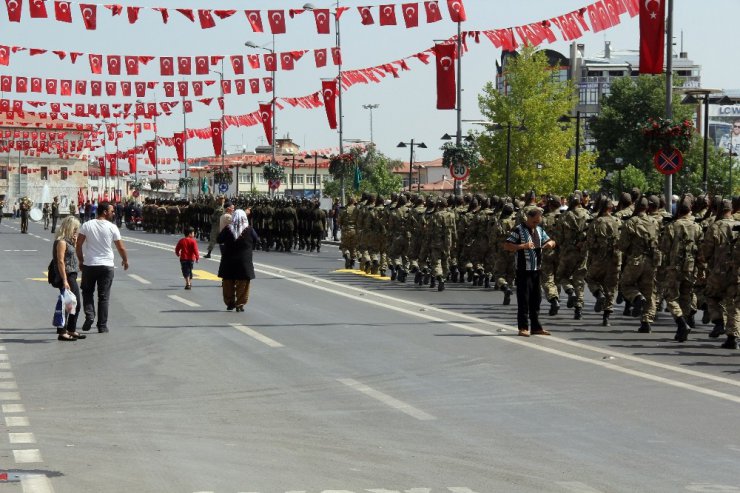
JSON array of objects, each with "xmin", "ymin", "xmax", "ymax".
[{"xmin": 54, "ymin": 216, "xmax": 85, "ymax": 341}]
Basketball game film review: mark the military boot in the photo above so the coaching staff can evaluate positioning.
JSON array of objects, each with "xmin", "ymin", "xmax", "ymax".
[
  {"xmin": 548, "ymin": 298, "xmax": 560, "ymax": 316},
  {"xmin": 709, "ymin": 320, "xmax": 725, "ymax": 339},
  {"xmin": 364, "ymin": 262, "xmax": 372, "ymax": 275},
  {"xmin": 466, "ymin": 270, "xmax": 474, "ymax": 283},
  {"xmin": 484, "ymin": 275, "xmax": 491, "ymax": 289},
  {"xmin": 370, "ymin": 260, "xmax": 379, "ymax": 275},
  {"xmin": 616, "ymin": 291, "xmax": 624, "ymax": 304},
  {"xmin": 430, "ymin": 276, "xmax": 436, "ymax": 289},
  {"xmin": 437, "ymin": 277, "xmax": 445, "ymax": 292},
  {"xmin": 565, "ymin": 288, "xmax": 576, "ymax": 308},
  {"xmin": 631, "ymin": 295, "xmax": 646, "ymax": 318},
  {"xmin": 379, "ymin": 269, "xmax": 386, "ymax": 278},
  {"xmin": 674, "ymin": 316, "xmax": 690, "ymax": 342},
  {"xmin": 721, "ymin": 335, "xmax": 738, "ymax": 350},
  {"xmin": 574, "ymin": 307, "xmax": 583, "ymax": 320},
  {"xmin": 623, "ymin": 300, "xmax": 632, "ymax": 317},
  {"xmin": 637, "ymin": 321, "xmax": 652, "ymax": 333},
  {"xmin": 503, "ymin": 286, "xmax": 512, "ymax": 305},
  {"xmin": 398, "ymin": 269, "xmax": 407, "ymax": 283},
  {"xmin": 450, "ymin": 268, "xmax": 459, "ymax": 283},
  {"xmin": 389, "ymin": 266, "xmax": 397, "ymax": 281},
  {"xmin": 687, "ymin": 310, "xmax": 696, "ymax": 329},
  {"xmin": 602, "ymin": 311, "xmax": 611, "ymax": 327},
  {"xmin": 414, "ymin": 271, "xmax": 423, "ymax": 286},
  {"xmin": 349, "ymin": 259, "xmax": 356, "ymax": 269},
  {"xmin": 422, "ymin": 271, "xmax": 431, "ymax": 286},
  {"xmin": 701, "ymin": 303, "xmax": 711, "ymax": 324},
  {"xmin": 471, "ymin": 273, "xmax": 479, "ymax": 287},
  {"xmin": 593, "ymin": 291, "xmax": 605, "ymax": 312}
]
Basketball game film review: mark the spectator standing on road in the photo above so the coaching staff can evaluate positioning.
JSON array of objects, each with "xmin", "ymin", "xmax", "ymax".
[
  {"xmin": 54, "ymin": 216, "xmax": 86, "ymax": 341},
  {"xmin": 51, "ymin": 196, "xmax": 60, "ymax": 233},
  {"xmin": 503, "ymin": 207, "xmax": 557, "ymax": 337},
  {"xmin": 175, "ymin": 226, "xmax": 200, "ymax": 290},
  {"xmin": 217, "ymin": 210, "xmax": 258, "ymax": 312},
  {"xmin": 75, "ymin": 202, "xmax": 129, "ymax": 333},
  {"xmin": 42, "ymin": 203, "xmax": 50, "ymax": 230},
  {"xmin": 83, "ymin": 201, "xmax": 91, "ymax": 222}
]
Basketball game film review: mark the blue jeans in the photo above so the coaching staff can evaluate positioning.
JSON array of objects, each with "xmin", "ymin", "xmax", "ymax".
[{"xmin": 81, "ymin": 265, "xmax": 115, "ymax": 330}]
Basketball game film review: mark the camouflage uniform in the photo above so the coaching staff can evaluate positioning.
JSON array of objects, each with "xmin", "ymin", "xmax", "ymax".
[
  {"xmin": 702, "ymin": 209, "xmax": 737, "ymax": 339},
  {"xmin": 585, "ymin": 207, "xmax": 621, "ymax": 325},
  {"xmin": 339, "ymin": 201, "xmax": 358, "ymax": 268},
  {"xmin": 540, "ymin": 204, "xmax": 561, "ymax": 312},
  {"xmin": 556, "ymin": 201, "xmax": 590, "ymax": 318},
  {"xmin": 427, "ymin": 200, "xmax": 456, "ymax": 291}
]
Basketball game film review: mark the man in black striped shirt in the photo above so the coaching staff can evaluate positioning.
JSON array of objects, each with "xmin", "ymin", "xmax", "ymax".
[{"xmin": 503, "ymin": 207, "xmax": 557, "ymax": 337}]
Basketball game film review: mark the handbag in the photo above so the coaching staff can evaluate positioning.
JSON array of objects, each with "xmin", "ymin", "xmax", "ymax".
[
  {"xmin": 52, "ymin": 293, "xmax": 66, "ymax": 328},
  {"xmin": 47, "ymin": 240, "xmax": 63, "ymax": 289}
]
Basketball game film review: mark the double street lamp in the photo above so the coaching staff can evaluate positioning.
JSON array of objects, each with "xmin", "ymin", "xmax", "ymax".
[
  {"xmin": 283, "ymin": 154, "xmax": 305, "ymax": 197},
  {"xmin": 245, "ymin": 39, "xmax": 277, "ymax": 165},
  {"xmin": 304, "ymin": 152, "xmax": 330, "ymax": 197},
  {"xmin": 558, "ymin": 112, "xmax": 582, "ymax": 192},
  {"xmin": 397, "ymin": 140, "xmax": 427, "ymax": 192},
  {"xmin": 362, "ymin": 104, "xmax": 379, "ymax": 144},
  {"xmin": 488, "ymin": 122, "xmax": 526, "ymax": 197}
]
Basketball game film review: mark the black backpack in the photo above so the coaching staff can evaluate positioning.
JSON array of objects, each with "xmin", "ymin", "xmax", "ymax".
[{"xmin": 48, "ymin": 240, "xmax": 63, "ymax": 289}]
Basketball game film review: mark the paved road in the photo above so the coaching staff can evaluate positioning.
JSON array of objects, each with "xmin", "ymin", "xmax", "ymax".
[{"xmin": 0, "ymin": 217, "xmax": 738, "ymax": 493}]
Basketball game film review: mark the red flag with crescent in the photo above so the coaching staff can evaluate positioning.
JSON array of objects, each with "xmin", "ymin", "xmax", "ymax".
[
  {"xmin": 446, "ymin": 0, "xmax": 466, "ymax": 22},
  {"xmin": 5, "ymin": 0, "xmax": 21, "ymax": 22},
  {"xmin": 230, "ymin": 55, "xmax": 244, "ymax": 75},
  {"xmin": 259, "ymin": 103, "xmax": 273, "ymax": 145},
  {"xmin": 174, "ymin": 132, "xmax": 185, "ymax": 162},
  {"xmin": 434, "ymin": 43, "xmax": 456, "ymax": 110},
  {"xmin": 267, "ymin": 10, "xmax": 286, "ymax": 34},
  {"xmin": 402, "ymin": 3, "xmax": 419, "ymax": 28},
  {"xmin": 55, "ymin": 1, "xmax": 72, "ymax": 22},
  {"xmin": 80, "ymin": 3, "xmax": 97, "ymax": 30},
  {"xmin": 424, "ymin": 1, "xmax": 442, "ymax": 22},
  {"xmin": 357, "ymin": 6, "xmax": 374, "ymax": 25},
  {"xmin": 321, "ymin": 80, "xmax": 338, "ymax": 130},
  {"xmin": 107, "ymin": 55, "xmax": 121, "ymax": 75},
  {"xmin": 210, "ymin": 121, "xmax": 223, "ymax": 157},
  {"xmin": 639, "ymin": 0, "xmax": 664, "ymax": 74},
  {"xmin": 145, "ymin": 140, "xmax": 156, "ymax": 165},
  {"xmin": 160, "ymin": 56, "xmax": 174, "ymax": 76},
  {"xmin": 245, "ymin": 10, "xmax": 263, "ymax": 32},
  {"xmin": 313, "ymin": 9, "xmax": 331, "ymax": 34},
  {"xmin": 30, "ymin": 0, "xmax": 47, "ymax": 18},
  {"xmin": 379, "ymin": 4, "xmax": 397, "ymax": 25},
  {"xmin": 108, "ymin": 153, "xmax": 117, "ymax": 176},
  {"xmin": 314, "ymin": 48, "xmax": 327, "ymax": 68},
  {"xmin": 128, "ymin": 149, "xmax": 136, "ymax": 174}
]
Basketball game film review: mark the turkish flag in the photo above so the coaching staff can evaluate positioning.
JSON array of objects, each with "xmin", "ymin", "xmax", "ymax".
[
  {"xmin": 222, "ymin": 80, "xmax": 231, "ymax": 94},
  {"xmin": 98, "ymin": 157, "xmax": 105, "ymax": 176},
  {"xmin": 127, "ymin": 6, "xmax": 139, "ymax": 23},
  {"xmin": 46, "ymin": 79, "xmax": 57, "ymax": 94},
  {"xmin": 210, "ymin": 121, "xmax": 223, "ymax": 156},
  {"xmin": 176, "ymin": 8, "xmax": 194, "ymax": 22},
  {"xmin": 259, "ymin": 103, "xmax": 273, "ymax": 145},
  {"xmin": 446, "ymin": 0, "xmax": 466, "ymax": 22},
  {"xmin": 263, "ymin": 77, "xmax": 273, "ymax": 93},
  {"xmin": 0, "ymin": 46, "xmax": 10, "ymax": 66},
  {"xmin": 424, "ymin": 1, "xmax": 442, "ymax": 22},
  {"xmin": 16, "ymin": 77, "xmax": 27, "ymax": 93},
  {"xmin": 264, "ymin": 53, "xmax": 277, "ymax": 72},
  {"xmin": 195, "ymin": 56, "xmax": 209, "ymax": 75},
  {"xmin": 245, "ymin": 10, "xmax": 263, "ymax": 32},
  {"xmin": 91, "ymin": 81, "xmax": 101, "ymax": 96},
  {"xmin": 434, "ymin": 43, "xmax": 456, "ymax": 110},
  {"xmin": 5, "ymin": 0, "xmax": 21, "ymax": 22},
  {"xmin": 402, "ymin": 3, "xmax": 419, "ymax": 28},
  {"xmin": 280, "ymin": 53, "xmax": 295, "ymax": 71},
  {"xmin": 267, "ymin": 10, "xmax": 286, "ymax": 34},
  {"xmin": 640, "ymin": 0, "xmax": 664, "ymax": 74},
  {"xmin": 105, "ymin": 81, "xmax": 116, "ymax": 96},
  {"xmin": 160, "ymin": 56, "xmax": 174, "ymax": 76},
  {"xmin": 128, "ymin": 149, "xmax": 136, "ymax": 174},
  {"xmin": 1, "ymin": 76, "xmax": 10, "ymax": 91},
  {"xmin": 107, "ymin": 55, "xmax": 121, "ymax": 75},
  {"xmin": 313, "ymin": 9, "xmax": 331, "ymax": 34},
  {"xmin": 178, "ymin": 81, "xmax": 188, "ymax": 96},
  {"xmin": 135, "ymin": 102, "xmax": 145, "ymax": 116},
  {"xmin": 247, "ymin": 54, "xmax": 260, "ymax": 69},
  {"xmin": 60, "ymin": 79, "xmax": 72, "ymax": 96},
  {"xmin": 313, "ymin": 48, "xmax": 327, "ymax": 68},
  {"xmin": 145, "ymin": 140, "xmax": 156, "ymax": 166},
  {"xmin": 379, "ymin": 5, "xmax": 397, "ymax": 25},
  {"xmin": 163, "ymin": 82, "xmax": 174, "ymax": 97},
  {"xmin": 54, "ymin": 0, "xmax": 71, "ymax": 22},
  {"xmin": 357, "ymin": 6, "xmax": 374, "ymax": 25},
  {"xmin": 173, "ymin": 132, "xmax": 185, "ymax": 162},
  {"xmin": 135, "ymin": 81, "xmax": 146, "ymax": 98},
  {"xmin": 230, "ymin": 55, "xmax": 244, "ymax": 74},
  {"xmin": 108, "ymin": 154, "xmax": 117, "ymax": 176},
  {"xmin": 248, "ymin": 78, "xmax": 259, "ymax": 94},
  {"xmin": 186, "ymin": 81, "xmax": 200, "ymax": 97},
  {"xmin": 121, "ymin": 81, "xmax": 131, "ymax": 96},
  {"xmin": 29, "ymin": 0, "xmax": 47, "ymax": 18},
  {"xmin": 30, "ymin": 77, "xmax": 41, "ymax": 92},
  {"xmin": 198, "ymin": 9, "xmax": 216, "ymax": 29},
  {"xmin": 147, "ymin": 102, "xmax": 157, "ymax": 116},
  {"xmin": 331, "ymin": 47, "xmax": 342, "ymax": 66},
  {"xmin": 183, "ymin": 100, "xmax": 192, "ymax": 113},
  {"xmin": 89, "ymin": 54, "xmax": 102, "ymax": 74},
  {"xmin": 178, "ymin": 57, "xmax": 191, "ymax": 75},
  {"xmin": 321, "ymin": 80, "xmax": 338, "ymax": 130},
  {"xmin": 235, "ymin": 79, "xmax": 245, "ymax": 95},
  {"xmin": 75, "ymin": 80, "xmax": 86, "ymax": 95},
  {"xmin": 80, "ymin": 3, "xmax": 97, "ymax": 30},
  {"xmin": 125, "ymin": 56, "xmax": 139, "ymax": 75}
]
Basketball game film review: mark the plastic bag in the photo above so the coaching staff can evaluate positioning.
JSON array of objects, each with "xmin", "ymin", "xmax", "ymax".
[
  {"xmin": 52, "ymin": 294, "xmax": 66, "ymax": 329},
  {"xmin": 61, "ymin": 289, "xmax": 77, "ymax": 314}
]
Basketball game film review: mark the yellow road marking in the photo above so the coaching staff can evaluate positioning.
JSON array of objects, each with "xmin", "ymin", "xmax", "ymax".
[
  {"xmin": 191, "ymin": 269, "xmax": 220, "ymax": 282},
  {"xmin": 334, "ymin": 268, "xmax": 391, "ymax": 281}
]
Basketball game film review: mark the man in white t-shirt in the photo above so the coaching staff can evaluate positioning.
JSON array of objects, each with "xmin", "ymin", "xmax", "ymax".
[{"xmin": 75, "ymin": 202, "xmax": 129, "ymax": 333}]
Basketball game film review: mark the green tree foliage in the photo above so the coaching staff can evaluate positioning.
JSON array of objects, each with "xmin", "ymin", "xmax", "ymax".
[
  {"xmin": 324, "ymin": 145, "xmax": 403, "ymax": 199},
  {"xmin": 590, "ymin": 74, "xmax": 693, "ymax": 174},
  {"xmin": 472, "ymin": 46, "xmax": 603, "ymax": 196}
]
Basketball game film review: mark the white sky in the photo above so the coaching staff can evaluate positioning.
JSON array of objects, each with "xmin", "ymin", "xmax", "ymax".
[{"xmin": 0, "ymin": 0, "xmax": 736, "ymax": 171}]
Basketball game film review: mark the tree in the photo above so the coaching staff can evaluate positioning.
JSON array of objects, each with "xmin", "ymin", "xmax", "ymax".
[
  {"xmin": 324, "ymin": 145, "xmax": 403, "ymax": 199},
  {"xmin": 472, "ymin": 46, "xmax": 603, "ymax": 196},
  {"xmin": 590, "ymin": 75, "xmax": 694, "ymax": 177}
]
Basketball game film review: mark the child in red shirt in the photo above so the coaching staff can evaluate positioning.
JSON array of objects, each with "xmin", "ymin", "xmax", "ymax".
[{"xmin": 175, "ymin": 226, "xmax": 200, "ymax": 289}]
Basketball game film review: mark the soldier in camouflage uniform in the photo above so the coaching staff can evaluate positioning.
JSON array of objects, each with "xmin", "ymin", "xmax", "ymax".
[
  {"xmin": 387, "ymin": 194, "xmax": 410, "ymax": 281},
  {"xmin": 613, "ymin": 191, "xmax": 636, "ymax": 316},
  {"xmin": 339, "ymin": 196, "xmax": 358, "ymax": 269},
  {"xmin": 281, "ymin": 199, "xmax": 298, "ymax": 253},
  {"xmin": 493, "ymin": 202, "xmax": 516, "ymax": 304},
  {"xmin": 556, "ymin": 193, "xmax": 591, "ymax": 320},
  {"xmin": 702, "ymin": 199, "xmax": 737, "ymax": 340},
  {"xmin": 408, "ymin": 195, "xmax": 427, "ymax": 279},
  {"xmin": 585, "ymin": 197, "xmax": 622, "ymax": 326},
  {"xmin": 427, "ymin": 197, "xmax": 456, "ymax": 291},
  {"xmin": 540, "ymin": 196, "xmax": 562, "ymax": 315},
  {"xmin": 618, "ymin": 197, "xmax": 660, "ymax": 333},
  {"xmin": 204, "ymin": 196, "xmax": 225, "ymax": 258},
  {"xmin": 309, "ymin": 200, "xmax": 326, "ymax": 253},
  {"xmin": 661, "ymin": 197, "xmax": 703, "ymax": 342}
]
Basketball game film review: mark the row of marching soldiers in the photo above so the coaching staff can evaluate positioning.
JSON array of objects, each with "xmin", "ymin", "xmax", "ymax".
[{"xmin": 337, "ymin": 189, "xmax": 740, "ymax": 350}]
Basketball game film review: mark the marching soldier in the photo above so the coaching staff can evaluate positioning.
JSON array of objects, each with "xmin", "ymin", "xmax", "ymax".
[
  {"xmin": 339, "ymin": 196, "xmax": 358, "ymax": 268},
  {"xmin": 585, "ymin": 197, "xmax": 622, "ymax": 326},
  {"xmin": 204, "ymin": 196, "xmax": 225, "ymax": 258},
  {"xmin": 702, "ymin": 199, "xmax": 737, "ymax": 340},
  {"xmin": 556, "ymin": 193, "xmax": 590, "ymax": 319},
  {"xmin": 541, "ymin": 196, "xmax": 562, "ymax": 315}
]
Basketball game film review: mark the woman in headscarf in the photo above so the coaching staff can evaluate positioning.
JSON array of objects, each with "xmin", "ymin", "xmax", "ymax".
[{"xmin": 217, "ymin": 209, "xmax": 258, "ymax": 312}]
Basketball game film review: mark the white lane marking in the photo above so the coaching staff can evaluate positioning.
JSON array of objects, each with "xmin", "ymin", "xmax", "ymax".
[
  {"xmin": 13, "ymin": 449, "xmax": 42, "ymax": 463},
  {"xmin": 0, "ymin": 392, "xmax": 21, "ymax": 400},
  {"xmin": 6, "ymin": 416, "xmax": 30, "ymax": 426},
  {"xmin": 338, "ymin": 378, "xmax": 436, "ymax": 421},
  {"xmin": 0, "ymin": 381, "xmax": 18, "ymax": 389},
  {"xmin": 0, "ymin": 354, "xmax": 9, "ymax": 361},
  {"xmin": 9, "ymin": 432, "xmax": 35, "ymax": 444},
  {"xmin": 3, "ymin": 404, "xmax": 25, "ymax": 413},
  {"xmin": 167, "ymin": 295, "xmax": 200, "ymax": 308},
  {"xmin": 0, "ymin": 362, "xmax": 11, "ymax": 370},
  {"xmin": 556, "ymin": 482, "xmax": 606, "ymax": 493},
  {"xmin": 20, "ymin": 473, "xmax": 54, "ymax": 493},
  {"xmin": 0, "ymin": 372, "xmax": 14, "ymax": 379},
  {"xmin": 229, "ymin": 323, "xmax": 284, "ymax": 348},
  {"xmin": 128, "ymin": 274, "xmax": 151, "ymax": 285},
  {"xmin": 125, "ymin": 236, "xmax": 740, "ymax": 403},
  {"xmin": 447, "ymin": 489, "xmax": 482, "ymax": 493}
]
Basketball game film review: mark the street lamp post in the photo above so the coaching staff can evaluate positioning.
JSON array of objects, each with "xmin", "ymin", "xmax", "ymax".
[
  {"xmin": 305, "ymin": 153, "xmax": 329, "ymax": 198},
  {"xmin": 245, "ymin": 39, "xmax": 276, "ymax": 165},
  {"xmin": 681, "ymin": 90, "xmax": 730, "ymax": 192},
  {"xmin": 397, "ymin": 140, "xmax": 427, "ymax": 192},
  {"xmin": 559, "ymin": 112, "xmax": 581, "ymax": 191},
  {"xmin": 362, "ymin": 104, "xmax": 379, "ymax": 143}
]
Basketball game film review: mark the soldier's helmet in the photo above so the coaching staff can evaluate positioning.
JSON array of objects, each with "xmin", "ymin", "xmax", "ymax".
[
  {"xmin": 397, "ymin": 195, "xmax": 407, "ymax": 207},
  {"xmin": 501, "ymin": 202, "xmax": 515, "ymax": 217},
  {"xmin": 568, "ymin": 193, "xmax": 582, "ymax": 208}
]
